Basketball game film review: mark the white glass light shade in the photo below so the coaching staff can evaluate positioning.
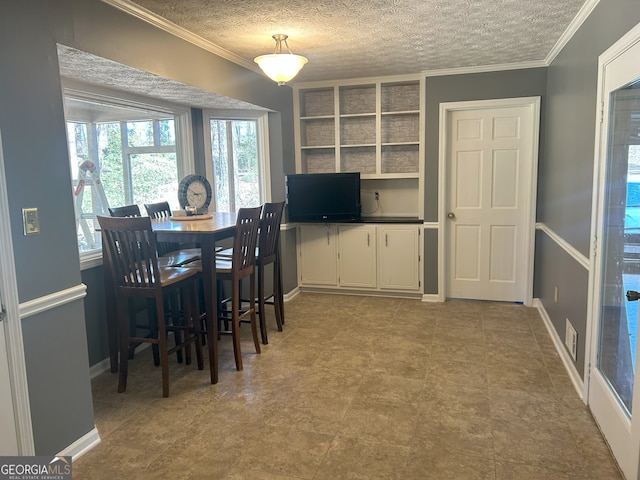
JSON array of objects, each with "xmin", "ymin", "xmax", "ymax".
[{"xmin": 254, "ymin": 53, "xmax": 308, "ymax": 85}]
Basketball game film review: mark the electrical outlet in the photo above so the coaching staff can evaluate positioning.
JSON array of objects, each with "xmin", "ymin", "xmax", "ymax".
[
  {"xmin": 374, "ymin": 191, "xmax": 379, "ymax": 200},
  {"xmin": 22, "ymin": 208, "xmax": 39, "ymax": 235},
  {"xmin": 565, "ymin": 318, "xmax": 577, "ymax": 361},
  {"xmin": 554, "ymin": 286, "xmax": 558, "ymax": 303}
]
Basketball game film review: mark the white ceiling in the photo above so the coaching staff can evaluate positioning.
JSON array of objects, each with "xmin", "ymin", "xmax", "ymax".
[
  {"xmin": 58, "ymin": 0, "xmax": 594, "ymax": 110},
  {"xmin": 115, "ymin": 0, "xmax": 591, "ymax": 83}
]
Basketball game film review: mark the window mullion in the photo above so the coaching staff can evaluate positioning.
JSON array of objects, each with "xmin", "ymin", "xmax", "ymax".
[
  {"xmin": 226, "ymin": 120, "xmax": 236, "ymax": 212},
  {"xmin": 123, "ymin": 145, "xmax": 176, "ymax": 154},
  {"xmin": 153, "ymin": 119, "xmax": 161, "ymax": 146},
  {"xmin": 120, "ymin": 122, "xmax": 134, "ymax": 205}
]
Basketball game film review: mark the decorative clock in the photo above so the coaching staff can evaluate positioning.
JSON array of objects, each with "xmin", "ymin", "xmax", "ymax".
[{"xmin": 178, "ymin": 174, "xmax": 212, "ymax": 213}]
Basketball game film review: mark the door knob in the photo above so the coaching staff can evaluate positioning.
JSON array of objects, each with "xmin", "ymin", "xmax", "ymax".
[
  {"xmin": 627, "ymin": 290, "xmax": 640, "ymax": 302},
  {"xmin": 447, "ymin": 212, "xmax": 456, "ymax": 219}
]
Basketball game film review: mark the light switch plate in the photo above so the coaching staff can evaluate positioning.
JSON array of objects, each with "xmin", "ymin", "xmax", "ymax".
[{"xmin": 22, "ymin": 208, "xmax": 39, "ymax": 235}]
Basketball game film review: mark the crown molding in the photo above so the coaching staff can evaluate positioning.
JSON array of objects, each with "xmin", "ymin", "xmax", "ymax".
[
  {"xmin": 100, "ymin": 0, "xmax": 261, "ymax": 74},
  {"xmin": 545, "ymin": 0, "xmax": 601, "ymax": 65},
  {"xmin": 102, "ymin": 0, "xmax": 599, "ymax": 82},
  {"xmin": 423, "ymin": 60, "xmax": 547, "ymax": 77}
]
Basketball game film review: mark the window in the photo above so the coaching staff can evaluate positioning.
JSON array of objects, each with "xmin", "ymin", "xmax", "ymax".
[
  {"xmin": 64, "ymin": 91, "xmax": 192, "ymax": 263},
  {"xmin": 205, "ymin": 112, "xmax": 270, "ymax": 211}
]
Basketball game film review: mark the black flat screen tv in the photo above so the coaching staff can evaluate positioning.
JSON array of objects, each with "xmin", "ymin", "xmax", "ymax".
[{"xmin": 286, "ymin": 172, "xmax": 361, "ymax": 222}]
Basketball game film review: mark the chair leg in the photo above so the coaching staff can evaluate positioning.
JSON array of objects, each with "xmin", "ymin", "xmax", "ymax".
[
  {"xmin": 180, "ymin": 288, "xmax": 192, "ymax": 366},
  {"xmin": 156, "ymin": 297, "xmax": 170, "ymax": 398},
  {"xmin": 257, "ymin": 263, "xmax": 268, "ymax": 344},
  {"xmin": 146, "ymin": 299, "xmax": 160, "ymax": 366},
  {"xmin": 117, "ymin": 300, "xmax": 130, "ymax": 393},
  {"xmin": 168, "ymin": 292, "xmax": 184, "ymax": 364},
  {"xmin": 273, "ymin": 259, "xmax": 284, "ymax": 331},
  {"xmin": 249, "ymin": 273, "xmax": 261, "ymax": 355},
  {"xmin": 231, "ymin": 280, "xmax": 243, "ymax": 370},
  {"xmin": 189, "ymin": 279, "xmax": 204, "ymax": 370}
]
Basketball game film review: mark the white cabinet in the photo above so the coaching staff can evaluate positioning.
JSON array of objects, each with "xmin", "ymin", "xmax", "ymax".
[
  {"xmin": 378, "ymin": 225, "xmax": 420, "ymax": 290},
  {"xmin": 338, "ymin": 225, "xmax": 377, "ymax": 288},
  {"xmin": 298, "ymin": 224, "xmax": 337, "ymax": 286},
  {"xmin": 297, "ymin": 223, "xmax": 421, "ymax": 293}
]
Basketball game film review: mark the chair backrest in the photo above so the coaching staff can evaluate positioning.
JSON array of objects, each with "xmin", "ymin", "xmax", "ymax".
[
  {"xmin": 144, "ymin": 201, "xmax": 172, "ymax": 219},
  {"xmin": 97, "ymin": 215, "xmax": 160, "ymax": 291},
  {"xmin": 231, "ymin": 206, "xmax": 262, "ymax": 276},
  {"xmin": 142, "ymin": 201, "xmax": 180, "ymax": 256},
  {"xmin": 108, "ymin": 204, "xmax": 141, "ymax": 218},
  {"xmin": 258, "ymin": 202, "xmax": 285, "ymax": 263}
]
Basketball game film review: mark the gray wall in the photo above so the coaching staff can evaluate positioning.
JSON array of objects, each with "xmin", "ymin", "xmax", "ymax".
[
  {"xmin": 1, "ymin": 0, "xmax": 294, "ymax": 455},
  {"xmin": 0, "ymin": 0, "xmax": 94, "ymax": 455},
  {"xmin": 535, "ymin": 0, "xmax": 640, "ymax": 377},
  {"xmin": 422, "ymin": 68, "xmax": 548, "ymax": 294}
]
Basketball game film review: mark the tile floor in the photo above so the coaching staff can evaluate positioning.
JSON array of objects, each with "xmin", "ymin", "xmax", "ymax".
[{"xmin": 74, "ymin": 293, "xmax": 623, "ymax": 479}]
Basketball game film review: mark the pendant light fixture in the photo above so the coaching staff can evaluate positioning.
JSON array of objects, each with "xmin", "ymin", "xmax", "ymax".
[{"xmin": 254, "ymin": 34, "xmax": 308, "ymax": 86}]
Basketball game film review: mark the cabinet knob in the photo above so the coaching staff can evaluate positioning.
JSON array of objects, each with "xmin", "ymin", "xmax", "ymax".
[{"xmin": 447, "ymin": 212, "xmax": 456, "ymax": 219}]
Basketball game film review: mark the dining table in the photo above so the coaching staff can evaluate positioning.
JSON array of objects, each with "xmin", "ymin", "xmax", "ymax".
[{"xmin": 104, "ymin": 211, "xmax": 238, "ymax": 385}]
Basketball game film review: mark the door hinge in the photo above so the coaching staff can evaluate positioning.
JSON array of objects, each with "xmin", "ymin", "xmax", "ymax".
[
  {"xmin": 600, "ymin": 102, "xmax": 605, "ymax": 124},
  {"xmin": 0, "ymin": 304, "xmax": 6, "ymax": 322},
  {"xmin": 593, "ymin": 235, "xmax": 597, "ymax": 258}
]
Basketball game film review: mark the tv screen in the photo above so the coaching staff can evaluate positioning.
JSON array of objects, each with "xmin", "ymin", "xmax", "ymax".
[{"xmin": 286, "ymin": 172, "xmax": 361, "ymax": 222}]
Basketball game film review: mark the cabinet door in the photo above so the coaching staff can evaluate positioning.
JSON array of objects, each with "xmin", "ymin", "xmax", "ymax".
[
  {"xmin": 379, "ymin": 226, "xmax": 420, "ymax": 290},
  {"xmin": 338, "ymin": 225, "xmax": 377, "ymax": 288},
  {"xmin": 298, "ymin": 224, "xmax": 337, "ymax": 286}
]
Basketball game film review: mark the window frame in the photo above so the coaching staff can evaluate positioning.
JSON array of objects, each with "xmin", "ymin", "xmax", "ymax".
[
  {"xmin": 62, "ymin": 82, "xmax": 194, "ymax": 270},
  {"xmin": 203, "ymin": 109, "xmax": 271, "ymax": 211}
]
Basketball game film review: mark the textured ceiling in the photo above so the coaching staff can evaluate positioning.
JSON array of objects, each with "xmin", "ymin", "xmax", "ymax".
[
  {"xmin": 126, "ymin": 0, "xmax": 588, "ymax": 83},
  {"xmin": 58, "ymin": 45, "xmax": 265, "ymax": 111},
  {"xmin": 59, "ymin": 0, "xmax": 590, "ymax": 110}
]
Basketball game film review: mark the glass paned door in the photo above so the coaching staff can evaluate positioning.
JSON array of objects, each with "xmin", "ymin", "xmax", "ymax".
[
  {"xmin": 598, "ymin": 84, "xmax": 640, "ymax": 415},
  {"xmin": 589, "ymin": 28, "xmax": 640, "ymax": 480}
]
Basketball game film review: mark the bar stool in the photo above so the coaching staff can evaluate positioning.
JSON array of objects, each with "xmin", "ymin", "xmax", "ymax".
[
  {"xmin": 255, "ymin": 202, "xmax": 285, "ymax": 344},
  {"xmin": 144, "ymin": 201, "xmax": 201, "ymax": 261},
  {"xmin": 188, "ymin": 206, "xmax": 262, "ymax": 370},
  {"xmin": 98, "ymin": 215, "xmax": 203, "ymax": 397},
  {"xmin": 108, "ymin": 203, "xmax": 191, "ymax": 364},
  {"xmin": 217, "ymin": 202, "xmax": 285, "ymax": 344},
  {"xmin": 108, "ymin": 204, "xmax": 141, "ymax": 218}
]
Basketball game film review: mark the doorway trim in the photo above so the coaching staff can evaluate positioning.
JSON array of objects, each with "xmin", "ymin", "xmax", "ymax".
[
  {"xmin": 438, "ymin": 97, "xmax": 541, "ymax": 304},
  {"xmin": 0, "ymin": 129, "xmax": 34, "ymax": 455},
  {"xmin": 586, "ymin": 21, "xmax": 640, "ymax": 404},
  {"xmin": 584, "ymin": 23, "xmax": 640, "ymax": 479}
]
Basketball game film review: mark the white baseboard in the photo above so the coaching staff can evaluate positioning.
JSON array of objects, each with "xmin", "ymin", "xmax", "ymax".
[
  {"xmin": 533, "ymin": 298, "xmax": 585, "ymax": 401},
  {"xmin": 58, "ymin": 427, "xmax": 100, "ymax": 461},
  {"xmin": 88, "ymin": 342, "xmax": 153, "ymax": 379},
  {"xmin": 283, "ymin": 287, "xmax": 300, "ymax": 302},
  {"xmin": 421, "ymin": 294, "xmax": 440, "ymax": 303},
  {"xmin": 89, "ymin": 358, "xmax": 111, "ymax": 379}
]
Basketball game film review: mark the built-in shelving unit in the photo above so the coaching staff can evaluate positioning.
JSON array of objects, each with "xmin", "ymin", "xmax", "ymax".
[{"xmin": 294, "ymin": 75, "xmax": 424, "ymax": 218}]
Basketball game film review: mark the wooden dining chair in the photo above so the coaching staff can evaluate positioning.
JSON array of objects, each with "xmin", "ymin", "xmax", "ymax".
[
  {"xmin": 108, "ymin": 204, "xmax": 141, "ymax": 218},
  {"xmin": 254, "ymin": 202, "xmax": 286, "ymax": 344},
  {"xmin": 144, "ymin": 201, "xmax": 201, "ymax": 260},
  {"xmin": 218, "ymin": 202, "xmax": 286, "ymax": 344},
  {"xmin": 98, "ymin": 215, "xmax": 203, "ymax": 397},
  {"xmin": 109, "ymin": 201, "xmax": 189, "ymax": 363},
  {"xmin": 188, "ymin": 206, "xmax": 262, "ymax": 370}
]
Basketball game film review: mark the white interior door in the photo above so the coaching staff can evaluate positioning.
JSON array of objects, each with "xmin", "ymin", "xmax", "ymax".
[
  {"xmin": 0, "ymin": 128, "xmax": 32, "ymax": 455},
  {"xmin": 588, "ymin": 24, "xmax": 640, "ymax": 480},
  {"xmin": 0, "ymin": 298, "xmax": 19, "ymax": 455},
  {"xmin": 444, "ymin": 99, "xmax": 538, "ymax": 302}
]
